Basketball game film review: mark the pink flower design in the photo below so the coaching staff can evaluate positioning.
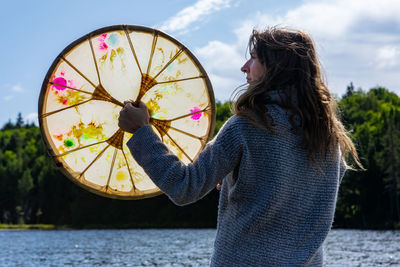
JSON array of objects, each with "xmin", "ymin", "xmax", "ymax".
[
  {"xmin": 98, "ymin": 34, "xmax": 109, "ymax": 52},
  {"xmin": 53, "ymin": 77, "xmax": 67, "ymax": 91},
  {"xmin": 190, "ymin": 107, "xmax": 202, "ymax": 120}
]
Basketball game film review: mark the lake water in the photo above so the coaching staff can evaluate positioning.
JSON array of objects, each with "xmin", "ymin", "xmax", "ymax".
[{"xmin": 0, "ymin": 229, "xmax": 399, "ymax": 266}]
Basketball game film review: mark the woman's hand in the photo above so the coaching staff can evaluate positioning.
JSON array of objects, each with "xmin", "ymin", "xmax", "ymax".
[
  {"xmin": 118, "ymin": 101, "xmax": 150, "ymax": 134},
  {"xmin": 216, "ymin": 181, "xmax": 222, "ymax": 191}
]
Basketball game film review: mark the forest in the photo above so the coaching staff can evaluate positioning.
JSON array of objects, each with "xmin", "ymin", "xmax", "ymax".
[{"xmin": 0, "ymin": 85, "xmax": 399, "ymax": 229}]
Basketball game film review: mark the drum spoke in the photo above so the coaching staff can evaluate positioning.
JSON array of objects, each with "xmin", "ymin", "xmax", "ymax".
[
  {"xmin": 105, "ymin": 148, "xmax": 118, "ymax": 190},
  {"xmin": 56, "ymin": 139, "xmax": 108, "ymax": 157},
  {"xmin": 146, "ymin": 33, "xmax": 158, "ymax": 76},
  {"xmin": 49, "ymin": 82, "xmax": 93, "ymax": 95},
  {"xmin": 62, "ymin": 57, "xmax": 97, "ymax": 88},
  {"xmin": 78, "ymin": 143, "xmax": 111, "ymax": 179},
  {"xmin": 156, "ymin": 76, "xmax": 204, "ymax": 84},
  {"xmin": 168, "ymin": 126, "xmax": 203, "ymax": 141},
  {"xmin": 121, "ymin": 149, "xmax": 137, "ymax": 191},
  {"xmin": 152, "ymin": 49, "xmax": 184, "ymax": 80},
  {"xmin": 168, "ymin": 106, "xmax": 211, "ymax": 122},
  {"xmin": 124, "ymin": 29, "xmax": 143, "ymax": 75},
  {"xmin": 41, "ymin": 99, "xmax": 92, "ymax": 118},
  {"xmin": 88, "ymin": 38, "xmax": 102, "ymax": 85},
  {"xmin": 161, "ymin": 128, "xmax": 193, "ymax": 163}
]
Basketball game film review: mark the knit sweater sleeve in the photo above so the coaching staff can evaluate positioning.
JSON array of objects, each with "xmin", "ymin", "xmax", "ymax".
[{"xmin": 126, "ymin": 116, "xmax": 243, "ymax": 206}]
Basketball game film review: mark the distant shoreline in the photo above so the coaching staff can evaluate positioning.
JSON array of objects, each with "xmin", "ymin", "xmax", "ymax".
[
  {"xmin": 0, "ymin": 224, "xmax": 70, "ymax": 230},
  {"xmin": 1, "ymin": 224, "xmax": 399, "ymax": 231},
  {"xmin": 0, "ymin": 224, "xmax": 216, "ymax": 230}
]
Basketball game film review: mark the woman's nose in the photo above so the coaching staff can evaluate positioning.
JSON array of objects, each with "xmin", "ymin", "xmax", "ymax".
[{"xmin": 241, "ymin": 60, "xmax": 249, "ymax": 73}]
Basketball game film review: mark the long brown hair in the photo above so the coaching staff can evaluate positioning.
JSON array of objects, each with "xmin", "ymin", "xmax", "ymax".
[{"xmin": 232, "ymin": 27, "xmax": 363, "ymax": 169}]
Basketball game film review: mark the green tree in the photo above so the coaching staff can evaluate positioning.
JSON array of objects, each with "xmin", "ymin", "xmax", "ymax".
[
  {"xmin": 18, "ymin": 169, "xmax": 34, "ymax": 196},
  {"xmin": 214, "ymin": 100, "xmax": 232, "ymax": 136},
  {"xmin": 16, "ymin": 113, "xmax": 24, "ymax": 128},
  {"xmin": 336, "ymin": 86, "xmax": 400, "ymax": 228}
]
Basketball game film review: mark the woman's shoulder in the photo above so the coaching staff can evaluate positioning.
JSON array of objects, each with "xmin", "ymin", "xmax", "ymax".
[
  {"xmin": 216, "ymin": 115, "xmax": 267, "ymax": 143},
  {"xmin": 220, "ymin": 115, "xmax": 256, "ymax": 132}
]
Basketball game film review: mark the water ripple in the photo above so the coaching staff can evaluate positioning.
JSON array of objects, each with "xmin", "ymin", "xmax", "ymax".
[{"xmin": 0, "ymin": 229, "xmax": 399, "ymax": 266}]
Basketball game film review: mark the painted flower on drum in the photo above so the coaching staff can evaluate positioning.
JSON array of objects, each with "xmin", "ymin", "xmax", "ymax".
[
  {"xmin": 190, "ymin": 107, "xmax": 202, "ymax": 120},
  {"xmin": 97, "ymin": 32, "xmax": 125, "ymax": 66},
  {"xmin": 51, "ymin": 71, "xmax": 85, "ymax": 106}
]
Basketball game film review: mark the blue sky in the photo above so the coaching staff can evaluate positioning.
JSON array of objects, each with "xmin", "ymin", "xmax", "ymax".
[{"xmin": 1, "ymin": 0, "xmax": 399, "ymax": 126}]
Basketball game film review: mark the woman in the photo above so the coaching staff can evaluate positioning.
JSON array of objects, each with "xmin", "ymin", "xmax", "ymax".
[{"xmin": 118, "ymin": 27, "xmax": 362, "ymax": 266}]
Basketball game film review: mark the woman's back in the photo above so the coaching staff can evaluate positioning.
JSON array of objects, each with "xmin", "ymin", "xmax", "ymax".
[{"xmin": 211, "ymin": 94, "xmax": 346, "ymax": 266}]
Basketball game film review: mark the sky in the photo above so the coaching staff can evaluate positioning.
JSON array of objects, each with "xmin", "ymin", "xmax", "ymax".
[{"xmin": 1, "ymin": 0, "xmax": 399, "ymax": 126}]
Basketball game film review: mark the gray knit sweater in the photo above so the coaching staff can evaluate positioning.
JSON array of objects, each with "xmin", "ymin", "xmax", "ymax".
[{"xmin": 127, "ymin": 92, "xmax": 346, "ymax": 266}]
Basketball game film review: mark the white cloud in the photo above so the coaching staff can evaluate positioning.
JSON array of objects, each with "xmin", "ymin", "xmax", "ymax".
[
  {"xmin": 283, "ymin": 3, "xmax": 352, "ymax": 38},
  {"xmin": 11, "ymin": 84, "xmax": 23, "ymax": 92},
  {"xmin": 229, "ymin": 0, "xmax": 400, "ymax": 41},
  {"xmin": 160, "ymin": 0, "xmax": 231, "ymax": 34},
  {"xmin": 195, "ymin": 0, "xmax": 400, "ymax": 99},
  {"xmin": 208, "ymin": 73, "xmax": 243, "ymax": 101},
  {"xmin": 26, "ymin": 112, "xmax": 38, "ymax": 125},
  {"xmin": 1, "ymin": 83, "xmax": 23, "ymax": 102},
  {"xmin": 375, "ymin": 46, "xmax": 400, "ymax": 69},
  {"xmin": 195, "ymin": 40, "xmax": 246, "ymax": 101},
  {"xmin": 265, "ymin": 0, "xmax": 400, "ymax": 94},
  {"xmin": 195, "ymin": 40, "xmax": 243, "ymax": 73},
  {"xmin": 257, "ymin": 0, "xmax": 400, "ymax": 39},
  {"xmin": 3, "ymin": 83, "xmax": 24, "ymax": 102}
]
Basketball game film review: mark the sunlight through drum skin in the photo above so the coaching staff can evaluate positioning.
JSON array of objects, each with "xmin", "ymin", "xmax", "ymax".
[{"xmin": 38, "ymin": 25, "xmax": 216, "ymax": 199}]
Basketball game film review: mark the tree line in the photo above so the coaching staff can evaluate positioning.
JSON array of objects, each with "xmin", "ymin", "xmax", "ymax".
[{"xmin": 0, "ymin": 86, "xmax": 399, "ymax": 229}]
